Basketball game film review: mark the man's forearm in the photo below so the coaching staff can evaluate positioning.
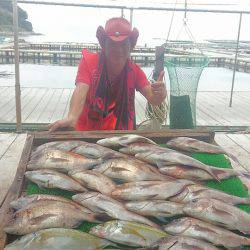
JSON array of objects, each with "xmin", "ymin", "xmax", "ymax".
[{"xmin": 67, "ymin": 84, "xmax": 89, "ymax": 124}]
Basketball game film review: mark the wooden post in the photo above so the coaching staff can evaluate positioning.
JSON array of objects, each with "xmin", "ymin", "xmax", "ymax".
[
  {"xmin": 130, "ymin": 8, "xmax": 133, "ymax": 26},
  {"xmin": 229, "ymin": 12, "xmax": 242, "ymax": 107},
  {"xmin": 13, "ymin": 0, "xmax": 22, "ymax": 132}
]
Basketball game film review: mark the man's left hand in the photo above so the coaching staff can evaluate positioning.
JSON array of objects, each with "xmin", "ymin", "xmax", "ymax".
[{"xmin": 151, "ymin": 71, "xmax": 167, "ymax": 100}]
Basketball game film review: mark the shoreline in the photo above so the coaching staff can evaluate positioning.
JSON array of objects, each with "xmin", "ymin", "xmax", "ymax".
[{"xmin": 0, "ymin": 31, "xmax": 43, "ymax": 38}]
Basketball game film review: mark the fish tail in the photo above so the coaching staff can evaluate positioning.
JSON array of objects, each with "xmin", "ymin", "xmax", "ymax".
[
  {"xmin": 225, "ymin": 152, "xmax": 241, "ymax": 165},
  {"xmin": 207, "ymin": 167, "xmax": 221, "ymax": 182},
  {"xmin": 240, "ymin": 197, "xmax": 250, "ymax": 205}
]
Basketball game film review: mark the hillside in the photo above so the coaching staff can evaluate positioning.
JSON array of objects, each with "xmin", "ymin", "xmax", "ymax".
[{"xmin": 0, "ymin": 2, "xmax": 33, "ymax": 33}]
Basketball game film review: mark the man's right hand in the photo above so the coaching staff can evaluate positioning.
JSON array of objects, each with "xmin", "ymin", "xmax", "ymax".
[{"xmin": 48, "ymin": 117, "xmax": 76, "ymax": 133}]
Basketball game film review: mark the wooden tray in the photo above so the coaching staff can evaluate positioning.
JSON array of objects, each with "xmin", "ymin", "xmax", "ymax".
[{"xmin": 0, "ymin": 129, "xmax": 214, "ymax": 249}]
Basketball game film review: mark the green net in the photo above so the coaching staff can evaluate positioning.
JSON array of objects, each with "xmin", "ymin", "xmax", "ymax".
[{"xmin": 165, "ymin": 56, "xmax": 209, "ymax": 129}]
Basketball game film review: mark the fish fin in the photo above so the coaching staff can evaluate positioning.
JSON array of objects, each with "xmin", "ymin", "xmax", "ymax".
[
  {"xmin": 101, "ymin": 153, "xmax": 123, "ymax": 161},
  {"xmin": 29, "ymin": 214, "xmax": 54, "ymax": 225},
  {"xmin": 94, "ymin": 213, "xmax": 113, "ymax": 222},
  {"xmin": 212, "ymin": 206, "xmax": 236, "ymax": 220}
]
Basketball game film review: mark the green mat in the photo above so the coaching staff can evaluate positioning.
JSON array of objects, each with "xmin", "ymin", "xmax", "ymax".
[{"xmin": 25, "ymin": 150, "xmax": 249, "ymax": 249}]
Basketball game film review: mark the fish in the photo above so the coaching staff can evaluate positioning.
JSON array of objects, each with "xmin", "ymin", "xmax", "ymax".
[
  {"xmin": 72, "ymin": 192, "xmax": 159, "ymax": 228},
  {"xmin": 97, "ymin": 134, "xmax": 156, "ymax": 148},
  {"xmin": 90, "ymin": 220, "xmax": 167, "ymax": 247},
  {"xmin": 169, "ymin": 184, "xmax": 250, "ymax": 205},
  {"xmin": 72, "ymin": 142, "xmax": 125, "ymax": 159},
  {"xmin": 150, "ymin": 236, "xmax": 219, "ymax": 250},
  {"xmin": 4, "ymin": 200, "xmax": 97, "ymax": 235},
  {"xmin": 28, "ymin": 149, "xmax": 102, "ymax": 173},
  {"xmin": 4, "ymin": 228, "xmax": 117, "ymax": 250},
  {"xmin": 166, "ymin": 137, "xmax": 240, "ymax": 163},
  {"xmin": 182, "ymin": 198, "xmax": 250, "ymax": 234},
  {"xmin": 111, "ymin": 180, "xmax": 193, "ymax": 201},
  {"xmin": 163, "ymin": 217, "xmax": 250, "ymax": 248},
  {"xmin": 135, "ymin": 150, "xmax": 221, "ymax": 181},
  {"xmin": 68, "ymin": 169, "xmax": 116, "ymax": 195},
  {"xmin": 31, "ymin": 140, "xmax": 87, "ymax": 157},
  {"xmin": 119, "ymin": 142, "xmax": 166, "ymax": 156},
  {"xmin": 94, "ymin": 158, "xmax": 169, "ymax": 183},
  {"xmin": 159, "ymin": 164, "xmax": 250, "ymax": 181},
  {"xmin": 125, "ymin": 200, "xmax": 184, "ymax": 218},
  {"xmin": 25, "ymin": 169, "xmax": 87, "ymax": 192},
  {"xmin": 10, "ymin": 194, "xmax": 86, "ymax": 211}
]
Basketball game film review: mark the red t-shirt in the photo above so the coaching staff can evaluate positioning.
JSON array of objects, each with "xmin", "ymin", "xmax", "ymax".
[{"xmin": 75, "ymin": 49, "xmax": 149, "ymax": 130}]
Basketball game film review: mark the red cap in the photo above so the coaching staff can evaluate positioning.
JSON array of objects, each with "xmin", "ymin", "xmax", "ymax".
[{"xmin": 96, "ymin": 17, "xmax": 139, "ymax": 48}]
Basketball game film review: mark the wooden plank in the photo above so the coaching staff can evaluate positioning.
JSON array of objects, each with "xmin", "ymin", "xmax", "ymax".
[
  {"xmin": 0, "ymin": 133, "xmax": 17, "ymax": 157},
  {"xmin": 20, "ymin": 88, "xmax": 48, "ymax": 123},
  {"xmin": 0, "ymin": 134, "xmax": 33, "ymax": 249},
  {"xmin": 211, "ymin": 92, "xmax": 250, "ymax": 119},
  {"xmin": 25, "ymin": 89, "xmax": 55, "ymax": 123},
  {"xmin": 62, "ymin": 88, "xmax": 73, "ymax": 118},
  {"xmin": 215, "ymin": 133, "xmax": 250, "ymax": 191},
  {"xmin": 50, "ymin": 88, "xmax": 72, "ymax": 122},
  {"xmin": 33, "ymin": 129, "xmax": 214, "ymax": 145},
  {"xmin": 0, "ymin": 133, "xmax": 27, "ymax": 205},
  {"xmin": 226, "ymin": 134, "xmax": 250, "ymax": 154},
  {"xmin": 0, "ymin": 88, "xmax": 33, "ymax": 123}
]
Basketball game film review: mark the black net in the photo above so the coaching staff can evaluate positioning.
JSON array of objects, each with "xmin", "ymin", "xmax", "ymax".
[{"xmin": 165, "ymin": 56, "xmax": 209, "ymax": 129}]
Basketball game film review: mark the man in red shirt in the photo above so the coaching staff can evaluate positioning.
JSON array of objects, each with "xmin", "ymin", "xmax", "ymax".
[{"xmin": 49, "ymin": 17, "xmax": 166, "ymax": 131}]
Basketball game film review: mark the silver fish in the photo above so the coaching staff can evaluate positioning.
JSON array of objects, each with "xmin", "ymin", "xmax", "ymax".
[
  {"xmin": 73, "ymin": 192, "xmax": 159, "ymax": 228},
  {"xmin": 97, "ymin": 134, "xmax": 156, "ymax": 148},
  {"xmin": 68, "ymin": 170, "xmax": 116, "ymax": 195},
  {"xmin": 183, "ymin": 198, "xmax": 250, "ymax": 234},
  {"xmin": 119, "ymin": 142, "xmax": 166, "ymax": 155},
  {"xmin": 4, "ymin": 200, "xmax": 97, "ymax": 235},
  {"xmin": 94, "ymin": 158, "xmax": 169, "ymax": 183},
  {"xmin": 10, "ymin": 194, "xmax": 85, "ymax": 211},
  {"xmin": 159, "ymin": 164, "xmax": 250, "ymax": 181},
  {"xmin": 28, "ymin": 149, "xmax": 101, "ymax": 173},
  {"xmin": 135, "ymin": 151, "xmax": 221, "ymax": 181},
  {"xmin": 125, "ymin": 200, "xmax": 184, "ymax": 218},
  {"xmin": 151, "ymin": 236, "xmax": 219, "ymax": 250},
  {"xmin": 25, "ymin": 169, "xmax": 86, "ymax": 192},
  {"xmin": 166, "ymin": 137, "xmax": 239, "ymax": 163},
  {"xmin": 72, "ymin": 142, "xmax": 125, "ymax": 159},
  {"xmin": 31, "ymin": 140, "xmax": 87, "ymax": 157},
  {"xmin": 4, "ymin": 228, "xmax": 117, "ymax": 250},
  {"xmin": 164, "ymin": 217, "xmax": 250, "ymax": 248},
  {"xmin": 111, "ymin": 180, "xmax": 193, "ymax": 201},
  {"xmin": 90, "ymin": 220, "xmax": 167, "ymax": 247},
  {"xmin": 169, "ymin": 184, "xmax": 250, "ymax": 205}
]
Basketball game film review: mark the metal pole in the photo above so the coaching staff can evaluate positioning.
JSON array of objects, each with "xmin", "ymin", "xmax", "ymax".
[
  {"xmin": 121, "ymin": 8, "xmax": 124, "ymax": 17},
  {"xmin": 13, "ymin": 0, "xmax": 22, "ymax": 132},
  {"xmin": 229, "ymin": 12, "xmax": 242, "ymax": 107},
  {"xmin": 130, "ymin": 8, "xmax": 133, "ymax": 26}
]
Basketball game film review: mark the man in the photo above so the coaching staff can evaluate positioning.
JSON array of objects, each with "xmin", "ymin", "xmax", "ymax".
[{"xmin": 49, "ymin": 17, "xmax": 166, "ymax": 132}]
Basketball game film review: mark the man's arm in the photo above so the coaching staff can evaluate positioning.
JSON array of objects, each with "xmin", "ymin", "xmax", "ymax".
[
  {"xmin": 140, "ymin": 71, "xmax": 167, "ymax": 106},
  {"xmin": 48, "ymin": 83, "xmax": 89, "ymax": 132}
]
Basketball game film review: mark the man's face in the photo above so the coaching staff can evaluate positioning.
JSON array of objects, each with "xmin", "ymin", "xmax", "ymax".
[{"xmin": 104, "ymin": 37, "xmax": 131, "ymax": 66}]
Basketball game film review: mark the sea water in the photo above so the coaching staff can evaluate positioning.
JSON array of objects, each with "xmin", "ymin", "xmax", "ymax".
[{"xmin": 0, "ymin": 63, "xmax": 249, "ymax": 91}]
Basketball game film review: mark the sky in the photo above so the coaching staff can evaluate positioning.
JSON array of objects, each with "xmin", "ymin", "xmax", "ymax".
[{"xmin": 18, "ymin": 0, "xmax": 250, "ymax": 45}]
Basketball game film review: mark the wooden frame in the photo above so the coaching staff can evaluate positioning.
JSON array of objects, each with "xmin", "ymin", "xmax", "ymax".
[{"xmin": 0, "ymin": 129, "xmax": 214, "ymax": 248}]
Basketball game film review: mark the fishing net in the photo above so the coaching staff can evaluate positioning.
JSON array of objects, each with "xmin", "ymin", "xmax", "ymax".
[{"xmin": 165, "ymin": 56, "xmax": 209, "ymax": 129}]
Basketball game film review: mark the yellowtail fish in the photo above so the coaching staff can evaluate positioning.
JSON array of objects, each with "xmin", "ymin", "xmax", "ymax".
[
  {"xmin": 4, "ymin": 228, "xmax": 117, "ymax": 250},
  {"xmin": 90, "ymin": 220, "xmax": 167, "ymax": 247}
]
